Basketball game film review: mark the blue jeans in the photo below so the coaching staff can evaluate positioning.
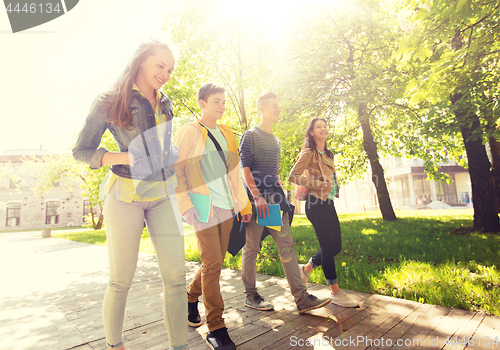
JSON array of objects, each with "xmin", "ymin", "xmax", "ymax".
[{"xmin": 103, "ymin": 196, "xmax": 187, "ymax": 350}]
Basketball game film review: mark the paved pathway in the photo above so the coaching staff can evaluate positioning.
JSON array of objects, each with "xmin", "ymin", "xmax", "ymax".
[{"xmin": 0, "ymin": 232, "xmax": 498, "ymax": 350}]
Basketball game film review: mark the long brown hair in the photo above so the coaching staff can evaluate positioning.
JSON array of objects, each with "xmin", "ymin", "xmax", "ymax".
[
  {"xmin": 301, "ymin": 117, "xmax": 334, "ymax": 159},
  {"xmin": 106, "ymin": 38, "xmax": 174, "ymax": 129}
]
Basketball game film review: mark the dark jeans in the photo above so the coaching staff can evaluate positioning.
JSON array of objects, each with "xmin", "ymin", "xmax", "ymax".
[{"xmin": 305, "ymin": 195, "xmax": 342, "ymax": 285}]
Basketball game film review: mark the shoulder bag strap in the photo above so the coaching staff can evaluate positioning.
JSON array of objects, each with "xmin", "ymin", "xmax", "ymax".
[
  {"xmin": 200, "ymin": 124, "xmax": 229, "ymax": 171},
  {"xmin": 200, "ymin": 124, "xmax": 232, "ymax": 197}
]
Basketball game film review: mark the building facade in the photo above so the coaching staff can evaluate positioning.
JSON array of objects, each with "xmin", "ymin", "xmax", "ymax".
[
  {"xmin": 291, "ymin": 156, "xmax": 471, "ymax": 214},
  {"xmin": 0, "ymin": 150, "xmax": 90, "ymax": 231},
  {"xmin": 381, "ymin": 157, "xmax": 471, "ymax": 210}
]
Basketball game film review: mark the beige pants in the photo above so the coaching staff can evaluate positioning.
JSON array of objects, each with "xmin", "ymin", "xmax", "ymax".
[
  {"xmin": 241, "ymin": 209, "xmax": 308, "ymax": 306},
  {"xmin": 103, "ymin": 196, "xmax": 187, "ymax": 350}
]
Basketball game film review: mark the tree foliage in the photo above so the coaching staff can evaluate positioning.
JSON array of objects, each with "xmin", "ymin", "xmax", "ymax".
[
  {"xmin": 395, "ymin": 0, "xmax": 500, "ymax": 231},
  {"xmin": 165, "ymin": 0, "xmax": 284, "ymax": 138},
  {"xmin": 161, "ymin": 0, "xmax": 496, "ymax": 223},
  {"xmin": 280, "ymin": 0, "xmax": 421, "ymax": 220}
]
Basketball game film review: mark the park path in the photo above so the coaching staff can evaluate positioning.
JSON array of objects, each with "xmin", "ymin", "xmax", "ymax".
[{"xmin": 0, "ymin": 231, "xmax": 498, "ymax": 350}]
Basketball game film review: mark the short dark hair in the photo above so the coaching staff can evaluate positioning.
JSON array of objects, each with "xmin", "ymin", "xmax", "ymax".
[
  {"xmin": 256, "ymin": 91, "xmax": 278, "ymax": 110},
  {"xmin": 198, "ymin": 82, "xmax": 226, "ymax": 102}
]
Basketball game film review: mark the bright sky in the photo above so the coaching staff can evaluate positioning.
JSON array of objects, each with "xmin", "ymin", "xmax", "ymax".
[
  {"xmin": 0, "ymin": 0, "xmax": 333, "ymax": 155},
  {"xmin": 0, "ymin": 0, "xmax": 168, "ymax": 154},
  {"xmin": 218, "ymin": 0, "xmax": 307, "ymax": 39}
]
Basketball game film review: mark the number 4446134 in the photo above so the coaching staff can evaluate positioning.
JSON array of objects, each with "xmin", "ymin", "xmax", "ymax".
[
  {"xmin": 444, "ymin": 336, "xmax": 498, "ymax": 347},
  {"xmin": 5, "ymin": 3, "xmax": 62, "ymax": 14}
]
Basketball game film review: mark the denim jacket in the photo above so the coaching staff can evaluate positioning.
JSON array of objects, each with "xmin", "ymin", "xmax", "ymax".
[{"xmin": 73, "ymin": 90, "xmax": 178, "ymax": 181}]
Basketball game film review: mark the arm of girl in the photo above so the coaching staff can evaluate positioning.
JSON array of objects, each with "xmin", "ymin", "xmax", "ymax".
[
  {"xmin": 73, "ymin": 95, "xmax": 113, "ymax": 168},
  {"xmin": 101, "ymin": 152, "xmax": 134, "ymax": 166}
]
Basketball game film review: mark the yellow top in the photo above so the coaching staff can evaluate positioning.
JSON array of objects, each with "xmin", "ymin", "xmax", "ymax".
[{"xmin": 100, "ymin": 85, "xmax": 172, "ymax": 202}]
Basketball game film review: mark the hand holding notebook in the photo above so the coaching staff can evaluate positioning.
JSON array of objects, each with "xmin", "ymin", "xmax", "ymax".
[
  {"xmin": 186, "ymin": 193, "xmax": 211, "ymax": 223},
  {"xmin": 257, "ymin": 204, "xmax": 282, "ymax": 227}
]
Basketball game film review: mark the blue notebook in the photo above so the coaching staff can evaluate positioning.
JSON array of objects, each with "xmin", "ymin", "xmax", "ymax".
[
  {"xmin": 187, "ymin": 193, "xmax": 211, "ymax": 223},
  {"xmin": 257, "ymin": 204, "xmax": 282, "ymax": 227}
]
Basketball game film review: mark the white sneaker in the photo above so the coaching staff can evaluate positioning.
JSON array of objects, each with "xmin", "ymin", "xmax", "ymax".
[
  {"xmin": 298, "ymin": 264, "xmax": 309, "ymax": 287},
  {"xmin": 331, "ymin": 291, "xmax": 359, "ymax": 308}
]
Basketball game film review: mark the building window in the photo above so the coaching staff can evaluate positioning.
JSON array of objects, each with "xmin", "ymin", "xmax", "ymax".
[
  {"xmin": 83, "ymin": 199, "xmax": 90, "ymax": 216},
  {"xmin": 414, "ymin": 175, "xmax": 433, "ymax": 205},
  {"xmin": 435, "ymin": 174, "xmax": 458, "ymax": 205},
  {"xmin": 83, "ymin": 199, "xmax": 91, "ymax": 222},
  {"xmin": 394, "ymin": 158, "xmax": 403, "ymax": 169},
  {"xmin": 395, "ymin": 177, "xmax": 411, "ymax": 207},
  {"xmin": 46, "ymin": 201, "xmax": 60, "ymax": 224},
  {"xmin": 414, "ymin": 174, "xmax": 458, "ymax": 205},
  {"xmin": 6, "ymin": 203, "xmax": 21, "ymax": 227}
]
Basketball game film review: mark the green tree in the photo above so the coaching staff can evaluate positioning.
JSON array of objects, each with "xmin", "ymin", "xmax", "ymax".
[
  {"xmin": 165, "ymin": 0, "xmax": 284, "ymax": 138},
  {"xmin": 396, "ymin": 0, "xmax": 500, "ymax": 232},
  {"xmin": 281, "ymin": 0, "xmax": 426, "ymax": 221}
]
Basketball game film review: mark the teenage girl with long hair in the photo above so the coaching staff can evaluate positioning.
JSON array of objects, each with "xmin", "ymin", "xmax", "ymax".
[
  {"xmin": 288, "ymin": 117, "xmax": 359, "ymax": 308},
  {"xmin": 73, "ymin": 38, "xmax": 187, "ymax": 350}
]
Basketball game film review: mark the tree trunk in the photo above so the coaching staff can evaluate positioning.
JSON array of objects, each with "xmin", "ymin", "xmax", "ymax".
[
  {"xmin": 89, "ymin": 202, "xmax": 104, "ymax": 230},
  {"xmin": 238, "ymin": 88, "xmax": 247, "ymax": 129},
  {"xmin": 459, "ymin": 115, "xmax": 499, "ymax": 232},
  {"xmin": 358, "ymin": 104, "xmax": 397, "ymax": 221},
  {"xmin": 89, "ymin": 203, "xmax": 97, "ymax": 229},
  {"xmin": 236, "ymin": 28, "xmax": 247, "ymax": 129},
  {"xmin": 481, "ymin": 96, "xmax": 500, "ymax": 213},
  {"xmin": 489, "ymin": 137, "xmax": 500, "ymax": 213},
  {"xmin": 95, "ymin": 203, "xmax": 104, "ymax": 230}
]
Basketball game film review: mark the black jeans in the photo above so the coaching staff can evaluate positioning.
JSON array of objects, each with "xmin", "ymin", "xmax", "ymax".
[{"xmin": 305, "ymin": 195, "xmax": 342, "ymax": 285}]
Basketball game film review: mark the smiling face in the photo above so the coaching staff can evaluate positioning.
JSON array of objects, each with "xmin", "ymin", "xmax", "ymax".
[
  {"xmin": 135, "ymin": 48, "xmax": 175, "ymax": 93},
  {"xmin": 199, "ymin": 92, "xmax": 226, "ymax": 122},
  {"xmin": 309, "ymin": 119, "xmax": 329, "ymax": 142},
  {"xmin": 259, "ymin": 97, "xmax": 280, "ymax": 123}
]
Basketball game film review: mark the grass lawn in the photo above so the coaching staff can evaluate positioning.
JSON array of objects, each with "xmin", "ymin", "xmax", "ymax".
[{"xmin": 50, "ymin": 209, "xmax": 500, "ymax": 316}]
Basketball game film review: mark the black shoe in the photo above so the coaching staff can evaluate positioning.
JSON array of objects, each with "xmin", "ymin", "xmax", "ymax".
[
  {"xmin": 188, "ymin": 300, "xmax": 202, "ymax": 327},
  {"xmin": 206, "ymin": 327, "xmax": 236, "ymax": 350}
]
